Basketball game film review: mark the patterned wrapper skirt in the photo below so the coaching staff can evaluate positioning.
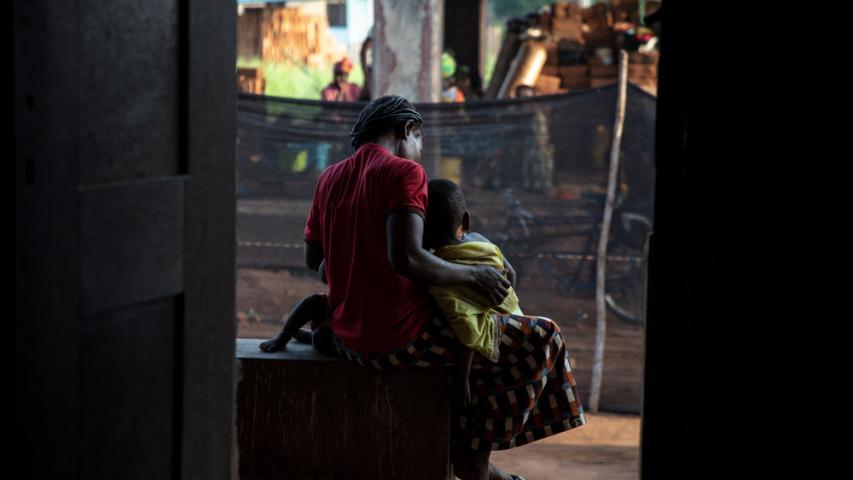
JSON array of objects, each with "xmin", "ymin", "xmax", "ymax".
[{"xmin": 332, "ymin": 311, "xmax": 587, "ymax": 451}]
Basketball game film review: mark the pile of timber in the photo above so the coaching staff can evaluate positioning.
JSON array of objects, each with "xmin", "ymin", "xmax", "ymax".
[
  {"xmin": 237, "ymin": 67, "xmax": 265, "ymax": 95},
  {"xmin": 259, "ymin": 4, "xmax": 347, "ymax": 68},
  {"xmin": 490, "ymin": 0, "xmax": 661, "ymax": 98}
]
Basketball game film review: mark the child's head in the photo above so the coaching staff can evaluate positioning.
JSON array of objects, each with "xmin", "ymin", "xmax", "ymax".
[{"xmin": 425, "ymin": 179, "xmax": 470, "ymax": 249}]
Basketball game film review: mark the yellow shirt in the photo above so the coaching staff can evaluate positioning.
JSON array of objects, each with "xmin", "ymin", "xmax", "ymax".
[{"xmin": 428, "ymin": 241, "xmax": 522, "ymax": 362}]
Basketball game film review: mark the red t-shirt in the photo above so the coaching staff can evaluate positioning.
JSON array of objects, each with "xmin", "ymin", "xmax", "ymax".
[
  {"xmin": 321, "ymin": 83, "xmax": 362, "ymax": 102},
  {"xmin": 304, "ymin": 143, "xmax": 433, "ymax": 353}
]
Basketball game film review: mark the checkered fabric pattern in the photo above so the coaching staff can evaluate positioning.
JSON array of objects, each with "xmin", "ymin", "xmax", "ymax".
[{"xmin": 333, "ymin": 312, "xmax": 587, "ymax": 451}]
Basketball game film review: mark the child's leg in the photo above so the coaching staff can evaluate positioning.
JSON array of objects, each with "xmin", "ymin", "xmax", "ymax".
[
  {"xmin": 259, "ymin": 293, "xmax": 328, "ymax": 352},
  {"xmin": 311, "ymin": 325, "xmax": 337, "ymax": 356}
]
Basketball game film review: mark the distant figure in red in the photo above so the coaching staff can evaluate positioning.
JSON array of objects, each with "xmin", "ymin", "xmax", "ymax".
[{"xmin": 321, "ymin": 58, "xmax": 361, "ymax": 102}]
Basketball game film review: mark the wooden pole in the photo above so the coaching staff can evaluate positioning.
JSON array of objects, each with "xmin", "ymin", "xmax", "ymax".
[{"xmin": 589, "ymin": 50, "xmax": 629, "ymax": 413}]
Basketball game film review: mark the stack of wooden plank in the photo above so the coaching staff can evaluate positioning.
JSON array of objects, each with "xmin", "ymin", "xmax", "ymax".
[
  {"xmin": 534, "ymin": 74, "xmax": 564, "ymax": 95},
  {"xmin": 581, "ymin": 3, "xmax": 614, "ymax": 49},
  {"xmin": 611, "ymin": 0, "xmax": 641, "ymax": 25},
  {"xmin": 589, "ymin": 63, "xmax": 618, "ymax": 88},
  {"xmin": 627, "ymin": 51, "xmax": 658, "ymax": 94},
  {"xmin": 521, "ymin": 1, "xmax": 660, "ymax": 94},
  {"xmin": 260, "ymin": 4, "xmax": 346, "ymax": 68},
  {"xmin": 551, "ymin": 3, "xmax": 585, "ymax": 45},
  {"xmin": 559, "ymin": 64, "xmax": 590, "ymax": 90},
  {"xmin": 237, "ymin": 67, "xmax": 265, "ymax": 95},
  {"xmin": 489, "ymin": 1, "xmax": 660, "ymax": 96},
  {"xmin": 237, "ymin": 8, "xmax": 263, "ymax": 60},
  {"xmin": 611, "ymin": 0, "xmax": 661, "ymax": 26}
]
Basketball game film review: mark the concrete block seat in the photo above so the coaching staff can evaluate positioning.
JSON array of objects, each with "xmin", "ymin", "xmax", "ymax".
[{"xmin": 235, "ymin": 338, "xmax": 454, "ymax": 479}]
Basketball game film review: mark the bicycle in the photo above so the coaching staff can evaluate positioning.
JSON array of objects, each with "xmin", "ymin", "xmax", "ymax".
[{"xmin": 490, "ymin": 188, "xmax": 651, "ymax": 327}]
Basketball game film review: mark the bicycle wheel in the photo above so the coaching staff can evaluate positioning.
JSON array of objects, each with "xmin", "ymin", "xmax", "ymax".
[{"xmin": 604, "ymin": 215, "xmax": 650, "ymax": 327}]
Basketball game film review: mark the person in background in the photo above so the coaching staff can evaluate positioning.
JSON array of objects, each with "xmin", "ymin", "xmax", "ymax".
[
  {"xmin": 454, "ymin": 65, "xmax": 476, "ymax": 101},
  {"xmin": 514, "ymin": 84, "xmax": 555, "ymax": 191},
  {"xmin": 358, "ymin": 26, "xmax": 374, "ymax": 101},
  {"xmin": 440, "ymin": 50, "xmax": 466, "ymax": 103},
  {"xmin": 321, "ymin": 57, "xmax": 361, "ymax": 102}
]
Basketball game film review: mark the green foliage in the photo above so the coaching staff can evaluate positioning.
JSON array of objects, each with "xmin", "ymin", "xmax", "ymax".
[{"xmin": 237, "ymin": 56, "xmax": 365, "ymax": 100}]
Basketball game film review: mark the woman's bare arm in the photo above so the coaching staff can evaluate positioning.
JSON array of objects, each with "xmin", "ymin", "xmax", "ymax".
[
  {"xmin": 305, "ymin": 240, "xmax": 324, "ymax": 272},
  {"xmin": 386, "ymin": 211, "xmax": 510, "ymax": 307}
]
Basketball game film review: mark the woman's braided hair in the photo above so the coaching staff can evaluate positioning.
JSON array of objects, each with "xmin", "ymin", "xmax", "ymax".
[{"xmin": 350, "ymin": 95, "xmax": 423, "ymax": 148}]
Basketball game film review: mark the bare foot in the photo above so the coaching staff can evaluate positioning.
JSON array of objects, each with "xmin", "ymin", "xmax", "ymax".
[{"xmin": 259, "ymin": 334, "xmax": 288, "ymax": 352}]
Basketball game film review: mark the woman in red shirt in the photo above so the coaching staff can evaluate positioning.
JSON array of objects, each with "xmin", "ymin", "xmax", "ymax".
[{"xmin": 304, "ymin": 96, "xmax": 585, "ymax": 480}]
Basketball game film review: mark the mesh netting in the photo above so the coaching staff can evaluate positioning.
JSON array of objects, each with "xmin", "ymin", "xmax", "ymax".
[{"xmin": 236, "ymin": 85, "xmax": 656, "ymax": 409}]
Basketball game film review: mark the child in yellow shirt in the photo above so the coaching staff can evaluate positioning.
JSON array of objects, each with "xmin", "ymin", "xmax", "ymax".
[{"xmin": 424, "ymin": 179, "xmax": 522, "ymax": 364}]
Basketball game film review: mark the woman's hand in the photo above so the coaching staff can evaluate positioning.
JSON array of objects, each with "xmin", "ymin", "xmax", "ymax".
[
  {"xmin": 469, "ymin": 265, "xmax": 511, "ymax": 308},
  {"xmin": 386, "ymin": 212, "xmax": 511, "ymax": 301}
]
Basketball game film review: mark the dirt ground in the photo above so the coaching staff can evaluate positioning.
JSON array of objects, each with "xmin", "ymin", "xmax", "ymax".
[{"xmin": 489, "ymin": 412, "xmax": 640, "ymax": 480}]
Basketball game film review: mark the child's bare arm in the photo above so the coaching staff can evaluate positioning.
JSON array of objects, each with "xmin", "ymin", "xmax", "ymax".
[{"xmin": 305, "ymin": 240, "xmax": 324, "ymax": 271}]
